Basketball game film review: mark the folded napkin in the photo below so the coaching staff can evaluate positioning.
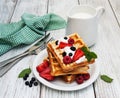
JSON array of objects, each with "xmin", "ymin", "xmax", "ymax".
[{"xmin": 0, "ymin": 13, "xmax": 66, "ymax": 56}]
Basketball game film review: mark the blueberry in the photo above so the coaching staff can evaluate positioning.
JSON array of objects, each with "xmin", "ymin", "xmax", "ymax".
[
  {"xmin": 23, "ymin": 77, "xmax": 27, "ymax": 80},
  {"xmin": 55, "ymin": 40, "xmax": 58, "ymax": 45},
  {"xmin": 23, "ymin": 73, "xmax": 29, "ymax": 80},
  {"xmin": 30, "ymin": 80, "xmax": 34, "ymax": 84},
  {"xmin": 25, "ymin": 81, "xmax": 29, "ymax": 86},
  {"xmin": 69, "ymin": 53, "xmax": 73, "ymax": 56},
  {"xmin": 70, "ymin": 46, "xmax": 76, "ymax": 51},
  {"xmin": 64, "ymin": 37, "xmax": 68, "ymax": 40},
  {"xmin": 34, "ymin": 82, "xmax": 38, "ymax": 86},
  {"xmin": 62, "ymin": 52, "xmax": 66, "ymax": 57},
  {"xmin": 29, "ymin": 83, "xmax": 32, "ymax": 87},
  {"xmin": 31, "ymin": 77, "xmax": 36, "ymax": 82},
  {"xmin": 25, "ymin": 73, "xmax": 29, "ymax": 78}
]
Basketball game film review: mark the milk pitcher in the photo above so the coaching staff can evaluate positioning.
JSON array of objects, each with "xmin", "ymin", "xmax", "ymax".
[{"xmin": 66, "ymin": 5, "xmax": 105, "ymax": 47}]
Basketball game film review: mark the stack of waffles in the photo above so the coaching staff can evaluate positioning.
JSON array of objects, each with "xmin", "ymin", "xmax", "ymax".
[{"xmin": 47, "ymin": 33, "xmax": 96, "ymax": 83}]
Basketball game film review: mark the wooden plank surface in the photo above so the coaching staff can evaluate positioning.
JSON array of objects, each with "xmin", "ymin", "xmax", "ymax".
[
  {"xmin": 78, "ymin": 0, "xmax": 120, "ymax": 98},
  {"xmin": 0, "ymin": 0, "xmax": 48, "ymax": 98},
  {"xmin": 0, "ymin": 0, "xmax": 120, "ymax": 98},
  {"xmin": 0, "ymin": 0, "xmax": 18, "ymax": 23},
  {"xmin": 108, "ymin": 0, "xmax": 120, "ymax": 26}
]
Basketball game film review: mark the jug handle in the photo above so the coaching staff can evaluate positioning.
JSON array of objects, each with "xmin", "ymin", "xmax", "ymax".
[{"xmin": 96, "ymin": 7, "xmax": 105, "ymax": 18}]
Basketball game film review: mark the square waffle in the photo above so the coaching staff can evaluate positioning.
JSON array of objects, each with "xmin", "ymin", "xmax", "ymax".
[
  {"xmin": 47, "ymin": 33, "xmax": 95, "ymax": 72},
  {"xmin": 47, "ymin": 48, "xmax": 89, "ymax": 76}
]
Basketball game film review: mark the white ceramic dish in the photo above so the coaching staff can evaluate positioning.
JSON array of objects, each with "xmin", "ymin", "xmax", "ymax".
[{"xmin": 32, "ymin": 49, "xmax": 100, "ymax": 91}]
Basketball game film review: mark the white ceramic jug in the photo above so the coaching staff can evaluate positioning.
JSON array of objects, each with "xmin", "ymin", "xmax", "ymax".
[{"xmin": 66, "ymin": 5, "xmax": 105, "ymax": 47}]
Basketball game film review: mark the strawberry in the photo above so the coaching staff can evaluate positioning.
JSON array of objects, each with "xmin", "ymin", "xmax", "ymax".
[
  {"xmin": 40, "ymin": 73, "xmax": 54, "ymax": 81},
  {"xmin": 59, "ymin": 42, "xmax": 72, "ymax": 49},
  {"xmin": 43, "ymin": 60, "xmax": 49, "ymax": 68},
  {"xmin": 72, "ymin": 49, "xmax": 84, "ymax": 62},
  {"xmin": 41, "ymin": 67, "xmax": 51, "ymax": 74},
  {"xmin": 36, "ymin": 63, "xmax": 45, "ymax": 73},
  {"xmin": 36, "ymin": 60, "xmax": 49, "ymax": 73}
]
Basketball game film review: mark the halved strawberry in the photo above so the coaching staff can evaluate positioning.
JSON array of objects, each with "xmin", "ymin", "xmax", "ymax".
[
  {"xmin": 41, "ymin": 67, "xmax": 51, "ymax": 74},
  {"xmin": 59, "ymin": 42, "xmax": 72, "ymax": 49},
  {"xmin": 36, "ymin": 63, "xmax": 45, "ymax": 73},
  {"xmin": 43, "ymin": 60, "xmax": 49, "ymax": 68},
  {"xmin": 36, "ymin": 60, "xmax": 49, "ymax": 73},
  {"xmin": 40, "ymin": 73, "xmax": 54, "ymax": 81},
  {"xmin": 72, "ymin": 49, "xmax": 84, "ymax": 62}
]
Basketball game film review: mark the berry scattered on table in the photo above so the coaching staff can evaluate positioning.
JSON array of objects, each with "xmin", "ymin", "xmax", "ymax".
[
  {"xmin": 25, "ymin": 81, "xmax": 29, "ymax": 86},
  {"xmin": 34, "ymin": 82, "xmax": 38, "ymax": 86},
  {"xmin": 31, "ymin": 77, "xmax": 36, "ymax": 82}
]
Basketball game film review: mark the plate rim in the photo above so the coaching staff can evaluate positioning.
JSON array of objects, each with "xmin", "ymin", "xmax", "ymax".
[{"xmin": 32, "ymin": 49, "xmax": 100, "ymax": 91}]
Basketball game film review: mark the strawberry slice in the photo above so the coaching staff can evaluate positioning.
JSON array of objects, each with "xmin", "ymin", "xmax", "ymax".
[
  {"xmin": 72, "ymin": 49, "xmax": 84, "ymax": 62},
  {"xmin": 41, "ymin": 67, "xmax": 51, "ymax": 74},
  {"xmin": 36, "ymin": 60, "xmax": 49, "ymax": 73},
  {"xmin": 40, "ymin": 73, "xmax": 54, "ymax": 81},
  {"xmin": 36, "ymin": 63, "xmax": 45, "ymax": 73},
  {"xmin": 59, "ymin": 42, "xmax": 72, "ymax": 48},
  {"xmin": 43, "ymin": 60, "xmax": 49, "ymax": 68}
]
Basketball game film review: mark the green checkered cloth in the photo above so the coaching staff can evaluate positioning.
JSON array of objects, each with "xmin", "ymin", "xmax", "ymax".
[{"xmin": 0, "ymin": 13, "xmax": 66, "ymax": 56}]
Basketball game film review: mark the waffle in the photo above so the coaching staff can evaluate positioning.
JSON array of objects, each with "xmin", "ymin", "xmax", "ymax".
[
  {"xmin": 47, "ymin": 33, "xmax": 95, "ymax": 72},
  {"xmin": 47, "ymin": 48, "xmax": 89, "ymax": 76},
  {"xmin": 62, "ymin": 74, "xmax": 76, "ymax": 83}
]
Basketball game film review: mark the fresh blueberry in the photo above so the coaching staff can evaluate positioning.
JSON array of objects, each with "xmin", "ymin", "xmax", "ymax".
[
  {"xmin": 30, "ymin": 80, "xmax": 34, "ymax": 84},
  {"xmin": 69, "ymin": 53, "xmax": 73, "ymax": 56},
  {"xmin": 70, "ymin": 46, "xmax": 76, "ymax": 51},
  {"xmin": 29, "ymin": 83, "xmax": 32, "ymax": 87},
  {"xmin": 31, "ymin": 77, "xmax": 36, "ymax": 82},
  {"xmin": 34, "ymin": 82, "xmax": 38, "ymax": 86},
  {"xmin": 64, "ymin": 37, "xmax": 68, "ymax": 40},
  {"xmin": 55, "ymin": 40, "xmax": 58, "ymax": 45},
  {"xmin": 25, "ymin": 81, "xmax": 29, "ymax": 86},
  {"xmin": 62, "ymin": 52, "xmax": 66, "ymax": 57},
  {"xmin": 23, "ymin": 77, "xmax": 27, "ymax": 80}
]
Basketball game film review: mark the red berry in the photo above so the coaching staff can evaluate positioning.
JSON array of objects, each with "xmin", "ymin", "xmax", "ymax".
[
  {"xmin": 40, "ymin": 73, "xmax": 54, "ymax": 81},
  {"xmin": 82, "ymin": 73, "xmax": 90, "ymax": 80},
  {"xmin": 36, "ymin": 63, "xmax": 45, "ymax": 73},
  {"xmin": 68, "ymin": 38, "xmax": 74, "ymax": 44},
  {"xmin": 72, "ymin": 49, "xmax": 84, "ymax": 62},
  {"xmin": 59, "ymin": 42, "xmax": 72, "ymax": 49},
  {"xmin": 41, "ymin": 67, "xmax": 51, "ymax": 74},
  {"xmin": 76, "ymin": 75, "xmax": 84, "ymax": 84},
  {"xmin": 43, "ymin": 60, "xmax": 49, "ymax": 68},
  {"xmin": 63, "ymin": 56, "xmax": 72, "ymax": 64},
  {"xmin": 36, "ymin": 60, "xmax": 49, "ymax": 73}
]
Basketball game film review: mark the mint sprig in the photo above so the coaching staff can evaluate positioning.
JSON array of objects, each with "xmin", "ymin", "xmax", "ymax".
[
  {"xmin": 18, "ymin": 68, "xmax": 31, "ymax": 78},
  {"xmin": 100, "ymin": 75, "xmax": 113, "ymax": 83},
  {"xmin": 81, "ymin": 47, "xmax": 97, "ymax": 62}
]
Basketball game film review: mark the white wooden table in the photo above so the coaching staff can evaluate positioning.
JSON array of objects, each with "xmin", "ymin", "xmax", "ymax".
[{"xmin": 0, "ymin": 0, "xmax": 120, "ymax": 98}]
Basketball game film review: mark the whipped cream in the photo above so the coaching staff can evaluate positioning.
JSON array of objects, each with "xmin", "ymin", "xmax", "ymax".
[{"xmin": 75, "ymin": 56, "xmax": 86, "ymax": 64}]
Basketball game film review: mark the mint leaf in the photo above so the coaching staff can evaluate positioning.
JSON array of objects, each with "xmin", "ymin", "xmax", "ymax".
[
  {"xmin": 18, "ymin": 68, "xmax": 31, "ymax": 78},
  {"xmin": 100, "ymin": 75, "xmax": 113, "ymax": 83},
  {"xmin": 81, "ymin": 47, "xmax": 97, "ymax": 62}
]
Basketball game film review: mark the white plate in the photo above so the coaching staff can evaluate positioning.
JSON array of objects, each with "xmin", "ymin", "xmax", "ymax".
[{"xmin": 32, "ymin": 49, "xmax": 100, "ymax": 91}]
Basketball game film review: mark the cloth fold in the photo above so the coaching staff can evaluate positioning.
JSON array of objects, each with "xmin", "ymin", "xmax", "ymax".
[{"xmin": 0, "ymin": 13, "xmax": 66, "ymax": 56}]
